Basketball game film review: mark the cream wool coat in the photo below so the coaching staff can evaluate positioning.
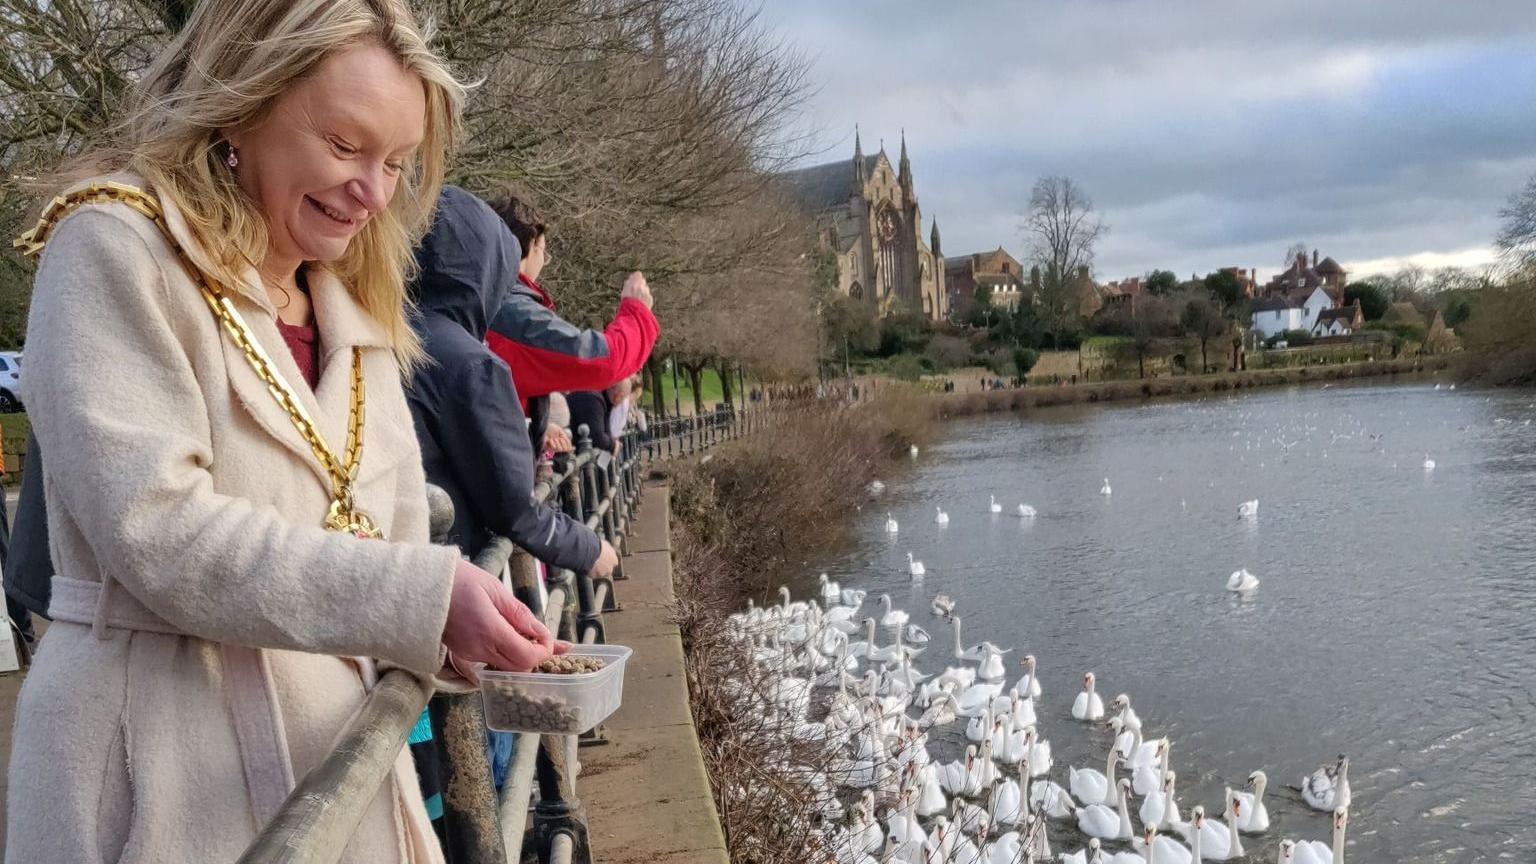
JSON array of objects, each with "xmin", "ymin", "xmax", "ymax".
[{"xmin": 7, "ymin": 179, "xmax": 461, "ymax": 863}]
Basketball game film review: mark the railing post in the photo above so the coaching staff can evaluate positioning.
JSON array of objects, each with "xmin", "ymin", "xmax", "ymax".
[{"xmin": 571, "ymin": 427, "xmax": 605, "ymax": 646}]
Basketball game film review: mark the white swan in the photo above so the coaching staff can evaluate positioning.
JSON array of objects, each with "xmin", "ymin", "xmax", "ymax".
[
  {"xmin": 818, "ymin": 573, "xmax": 841, "ymax": 604},
  {"xmin": 989, "ymin": 494, "xmax": 1003, "ymax": 514},
  {"xmin": 937, "ymin": 746, "xmax": 978, "ymax": 796},
  {"xmin": 904, "ymin": 623, "xmax": 931, "ymax": 646},
  {"xmin": 950, "ymin": 616, "xmax": 995, "ymax": 662},
  {"xmin": 1173, "ymin": 801, "xmax": 1239, "ymax": 862},
  {"xmin": 1423, "ymin": 453, "xmax": 1435, "ymax": 470},
  {"xmin": 1232, "ymin": 770, "xmax": 1269, "ymax": 833},
  {"xmin": 1282, "ymin": 806, "xmax": 1347, "ymax": 864},
  {"xmin": 917, "ymin": 765, "xmax": 949, "ymax": 817},
  {"xmin": 1132, "ymin": 739, "xmax": 1169, "ymax": 797},
  {"xmin": 1017, "ymin": 503, "xmax": 1037, "ymax": 518},
  {"xmin": 1100, "ymin": 478, "xmax": 1112, "ymax": 495},
  {"xmin": 989, "ymin": 761, "xmax": 1024, "ymax": 828},
  {"xmin": 1073, "ymin": 672, "xmax": 1106, "ymax": 721},
  {"xmin": 983, "ymin": 832, "xmax": 1022, "ymax": 864},
  {"xmin": 1058, "ymin": 838, "xmax": 1102, "ymax": 864},
  {"xmin": 1076, "ymin": 778, "xmax": 1133, "ymax": 840},
  {"xmin": 1070, "ymin": 747, "xmax": 1120, "ymax": 806},
  {"xmin": 1301, "ymin": 755, "xmax": 1351, "ymax": 812},
  {"xmin": 1139, "ymin": 769, "xmax": 1182, "ymax": 831},
  {"xmin": 1237, "ymin": 499, "xmax": 1259, "ymax": 518},
  {"xmin": 907, "ymin": 552, "xmax": 926, "ymax": 578},
  {"xmin": 1109, "ymin": 695, "xmax": 1143, "ymax": 737},
  {"xmin": 879, "ymin": 594, "xmax": 910, "ymax": 630},
  {"xmin": 1022, "ymin": 726, "xmax": 1053, "ymax": 777},
  {"xmin": 977, "ymin": 644, "xmax": 1010, "ymax": 681},
  {"xmin": 1132, "ymin": 827, "xmax": 1192, "ymax": 864},
  {"xmin": 917, "ymin": 693, "xmax": 961, "ymax": 729},
  {"xmin": 965, "ymin": 705, "xmax": 994, "ymax": 744},
  {"xmin": 935, "ymin": 506, "xmax": 950, "ymax": 525},
  {"xmin": 1013, "ymin": 654, "xmax": 1043, "ymax": 699},
  {"xmin": 910, "ymin": 444, "xmax": 920, "ymax": 458},
  {"xmin": 931, "ymin": 594, "xmax": 956, "ymax": 618},
  {"xmin": 1225, "ymin": 568, "xmax": 1259, "ymax": 592},
  {"xmin": 885, "ymin": 512, "xmax": 899, "ymax": 533}
]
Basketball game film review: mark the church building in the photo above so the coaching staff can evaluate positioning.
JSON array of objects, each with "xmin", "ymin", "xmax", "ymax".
[{"xmin": 780, "ymin": 130, "xmax": 947, "ymax": 321}]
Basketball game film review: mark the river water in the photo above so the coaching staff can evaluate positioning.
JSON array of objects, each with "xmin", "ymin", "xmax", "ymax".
[{"xmin": 821, "ymin": 380, "xmax": 1536, "ymax": 862}]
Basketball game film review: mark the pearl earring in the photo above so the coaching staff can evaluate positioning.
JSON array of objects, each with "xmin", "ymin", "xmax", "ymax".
[{"xmin": 226, "ymin": 146, "xmax": 239, "ymax": 168}]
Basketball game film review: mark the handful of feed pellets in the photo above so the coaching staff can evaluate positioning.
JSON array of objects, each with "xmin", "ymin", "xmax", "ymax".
[
  {"xmin": 535, "ymin": 655, "xmax": 606, "ymax": 675},
  {"xmin": 480, "ymin": 655, "xmax": 608, "ymax": 732}
]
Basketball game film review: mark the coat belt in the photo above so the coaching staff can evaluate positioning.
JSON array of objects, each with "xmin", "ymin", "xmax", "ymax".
[{"xmin": 48, "ymin": 575, "xmax": 298, "ymax": 830}]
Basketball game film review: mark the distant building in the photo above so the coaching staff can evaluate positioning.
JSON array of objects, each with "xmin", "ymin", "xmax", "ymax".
[
  {"xmin": 1251, "ymin": 286, "xmax": 1335, "ymax": 338},
  {"xmin": 780, "ymin": 129, "xmax": 946, "ymax": 320},
  {"xmin": 1262, "ymin": 250, "xmax": 1347, "ymax": 305},
  {"xmin": 946, "ymin": 247, "xmax": 1029, "ymax": 317},
  {"xmin": 1312, "ymin": 301, "xmax": 1364, "ymax": 337},
  {"xmin": 1216, "ymin": 266, "xmax": 1259, "ymax": 299}
]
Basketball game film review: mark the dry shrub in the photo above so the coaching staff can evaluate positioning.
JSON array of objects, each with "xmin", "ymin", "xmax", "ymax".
[
  {"xmin": 1459, "ymin": 275, "xmax": 1536, "ymax": 385},
  {"xmin": 932, "ymin": 356, "xmax": 1446, "ymax": 421},
  {"xmin": 672, "ymin": 534, "xmax": 837, "ymax": 864},
  {"xmin": 670, "ymin": 390, "xmax": 935, "ymax": 601}
]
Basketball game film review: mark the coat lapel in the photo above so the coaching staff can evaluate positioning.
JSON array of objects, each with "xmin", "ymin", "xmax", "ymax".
[{"xmin": 156, "ymin": 190, "xmax": 383, "ymax": 496}]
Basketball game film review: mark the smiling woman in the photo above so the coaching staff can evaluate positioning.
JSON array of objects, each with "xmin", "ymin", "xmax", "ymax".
[{"xmin": 5, "ymin": 1, "xmax": 558, "ymax": 863}]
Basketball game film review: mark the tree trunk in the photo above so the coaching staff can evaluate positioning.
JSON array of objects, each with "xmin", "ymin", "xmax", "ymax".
[
  {"xmin": 716, "ymin": 359, "xmax": 733, "ymax": 407},
  {"xmin": 645, "ymin": 355, "xmax": 666, "ymax": 419},
  {"xmin": 1199, "ymin": 339, "xmax": 1208, "ymax": 374},
  {"xmin": 1138, "ymin": 351, "xmax": 1146, "ymax": 379},
  {"xmin": 684, "ymin": 362, "xmax": 705, "ymax": 416}
]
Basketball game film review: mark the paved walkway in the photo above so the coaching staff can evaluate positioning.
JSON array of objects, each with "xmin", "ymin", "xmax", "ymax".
[{"xmin": 578, "ymin": 484, "xmax": 727, "ymax": 864}]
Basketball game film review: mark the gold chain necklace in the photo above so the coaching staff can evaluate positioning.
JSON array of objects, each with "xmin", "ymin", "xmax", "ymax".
[{"xmin": 16, "ymin": 181, "xmax": 382, "ymax": 539}]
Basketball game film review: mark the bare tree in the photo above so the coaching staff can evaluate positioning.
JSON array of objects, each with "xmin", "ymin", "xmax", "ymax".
[
  {"xmin": 0, "ymin": 0, "xmax": 821, "ymax": 369},
  {"xmin": 1021, "ymin": 175, "xmax": 1105, "ymax": 347},
  {"xmin": 1496, "ymin": 174, "xmax": 1536, "ymax": 273},
  {"xmin": 1283, "ymin": 242, "xmax": 1309, "ymax": 270}
]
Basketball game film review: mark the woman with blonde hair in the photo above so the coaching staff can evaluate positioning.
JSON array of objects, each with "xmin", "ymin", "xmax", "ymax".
[{"xmin": 8, "ymin": 1, "xmax": 550, "ymax": 861}]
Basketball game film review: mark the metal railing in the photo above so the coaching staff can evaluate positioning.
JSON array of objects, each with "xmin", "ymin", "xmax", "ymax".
[{"xmin": 240, "ymin": 404, "xmax": 759, "ymax": 864}]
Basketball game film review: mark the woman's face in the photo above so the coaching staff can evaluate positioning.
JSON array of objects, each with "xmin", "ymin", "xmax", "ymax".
[{"xmin": 227, "ymin": 42, "xmax": 426, "ymax": 273}]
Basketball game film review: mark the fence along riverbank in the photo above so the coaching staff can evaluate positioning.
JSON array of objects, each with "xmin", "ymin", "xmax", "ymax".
[{"xmin": 233, "ymin": 407, "xmax": 766, "ymax": 864}]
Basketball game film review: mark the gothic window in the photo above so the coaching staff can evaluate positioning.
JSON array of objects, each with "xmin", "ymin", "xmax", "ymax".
[
  {"xmin": 849, "ymin": 282, "xmax": 863, "ymax": 300},
  {"xmin": 875, "ymin": 204, "xmax": 900, "ymax": 300}
]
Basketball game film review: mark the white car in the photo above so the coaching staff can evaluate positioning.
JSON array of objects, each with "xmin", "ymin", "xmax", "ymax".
[{"xmin": 0, "ymin": 351, "xmax": 22, "ymax": 412}]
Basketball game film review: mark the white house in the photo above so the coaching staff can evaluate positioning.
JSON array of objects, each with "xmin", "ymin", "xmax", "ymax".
[
  {"xmin": 1251, "ymin": 297, "xmax": 1303, "ymax": 339},
  {"xmin": 1296, "ymin": 286, "xmax": 1334, "ymax": 332},
  {"xmin": 1312, "ymin": 302, "xmax": 1364, "ymax": 337}
]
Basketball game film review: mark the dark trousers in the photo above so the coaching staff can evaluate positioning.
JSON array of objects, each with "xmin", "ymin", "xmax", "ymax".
[{"xmin": 1, "ymin": 489, "xmax": 34, "ymax": 644}]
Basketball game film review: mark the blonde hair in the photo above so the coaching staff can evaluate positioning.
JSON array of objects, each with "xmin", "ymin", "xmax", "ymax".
[{"xmin": 86, "ymin": 0, "xmax": 463, "ymax": 368}]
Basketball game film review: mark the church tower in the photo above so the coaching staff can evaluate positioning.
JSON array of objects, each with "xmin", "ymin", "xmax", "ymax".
[
  {"xmin": 930, "ymin": 218, "xmax": 942, "ymax": 259},
  {"xmin": 898, "ymin": 129, "xmax": 913, "ymax": 196},
  {"xmin": 853, "ymin": 125, "xmax": 867, "ymax": 187}
]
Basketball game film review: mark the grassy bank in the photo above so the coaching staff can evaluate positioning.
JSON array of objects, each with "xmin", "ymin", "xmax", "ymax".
[
  {"xmin": 934, "ymin": 355, "xmax": 1450, "ymax": 419},
  {"xmin": 663, "ymin": 390, "xmax": 934, "ymax": 863}
]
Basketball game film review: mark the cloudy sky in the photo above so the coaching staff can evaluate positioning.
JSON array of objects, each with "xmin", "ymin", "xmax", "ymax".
[{"xmin": 759, "ymin": 1, "xmax": 1536, "ymax": 282}]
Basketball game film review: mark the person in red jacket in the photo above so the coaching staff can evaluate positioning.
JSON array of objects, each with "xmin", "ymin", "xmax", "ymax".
[{"xmin": 485, "ymin": 194, "xmax": 660, "ymax": 452}]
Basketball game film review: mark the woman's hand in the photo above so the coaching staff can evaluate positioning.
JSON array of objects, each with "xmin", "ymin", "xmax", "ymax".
[{"xmin": 442, "ymin": 559, "xmax": 555, "ymax": 672}]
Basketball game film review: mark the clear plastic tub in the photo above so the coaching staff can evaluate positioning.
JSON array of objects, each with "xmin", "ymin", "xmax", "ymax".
[{"xmin": 479, "ymin": 644, "xmax": 632, "ymax": 734}]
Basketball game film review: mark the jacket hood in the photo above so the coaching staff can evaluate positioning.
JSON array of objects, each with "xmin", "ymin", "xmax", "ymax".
[{"xmin": 411, "ymin": 186, "xmax": 522, "ymax": 339}]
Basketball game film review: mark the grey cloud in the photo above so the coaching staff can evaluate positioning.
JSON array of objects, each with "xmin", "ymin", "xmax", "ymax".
[{"xmin": 759, "ymin": 1, "xmax": 1536, "ymax": 279}]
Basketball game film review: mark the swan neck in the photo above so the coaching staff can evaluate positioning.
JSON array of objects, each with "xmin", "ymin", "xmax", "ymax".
[
  {"xmin": 1227, "ymin": 804, "xmax": 1244, "ymax": 856},
  {"xmin": 1117, "ymin": 791, "xmax": 1132, "ymax": 837},
  {"xmin": 1253, "ymin": 776, "xmax": 1266, "ymax": 804},
  {"xmin": 1104, "ymin": 746, "xmax": 1118, "ymax": 779},
  {"xmin": 1333, "ymin": 817, "xmax": 1346, "ymax": 864},
  {"xmin": 1191, "ymin": 823, "xmax": 1202, "ymax": 864}
]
